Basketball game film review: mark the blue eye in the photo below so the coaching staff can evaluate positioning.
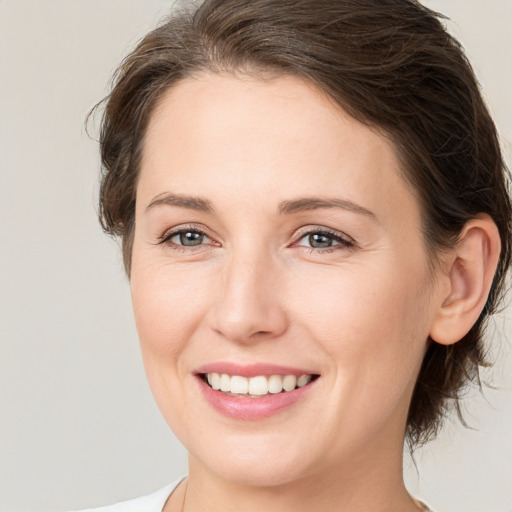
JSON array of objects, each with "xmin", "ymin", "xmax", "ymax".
[
  {"xmin": 302, "ymin": 233, "xmax": 338, "ymax": 248},
  {"xmin": 172, "ymin": 230, "xmax": 209, "ymax": 246},
  {"xmin": 161, "ymin": 227, "xmax": 213, "ymax": 248},
  {"xmin": 295, "ymin": 230, "xmax": 354, "ymax": 250}
]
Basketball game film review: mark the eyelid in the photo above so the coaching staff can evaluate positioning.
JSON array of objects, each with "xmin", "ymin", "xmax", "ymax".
[
  {"xmin": 292, "ymin": 225, "xmax": 356, "ymax": 245},
  {"xmin": 158, "ymin": 223, "xmax": 219, "ymax": 247},
  {"xmin": 156, "ymin": 223, "xmax": 356, "ymax": 252},
  {"xmin": 289, "ymin": 226, "xmax": 358, "ymax": 255}
]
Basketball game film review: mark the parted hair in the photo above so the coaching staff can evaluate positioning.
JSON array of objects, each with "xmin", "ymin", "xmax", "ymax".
[{"xmin": 94, "ymin": 0, "xmax": 512, "ymax": 447}]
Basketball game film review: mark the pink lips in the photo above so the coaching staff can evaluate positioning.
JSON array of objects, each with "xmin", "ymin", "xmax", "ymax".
[{"xmin": 194, "ymin": 362, "xmax": 319, "ymax": 420}]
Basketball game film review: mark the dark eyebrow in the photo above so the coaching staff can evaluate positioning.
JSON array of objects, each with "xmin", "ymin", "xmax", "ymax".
[
  {"xmin": 278, "ymin": 197, "xmax": 376, "ymax": 218},
  {"xmin": 145, "ymin": 192, "xmax": 214, "ymax": 213},
  {"xmin": 145, "ymin": 192, "xmax": 375, "ymax": 219}
]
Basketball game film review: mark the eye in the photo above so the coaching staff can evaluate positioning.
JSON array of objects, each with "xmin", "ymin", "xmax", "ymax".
[
  {"xmin": 159, "ymin": 226, "xmax": 217, "ymax": 249},
  {"xmin": 171, "ymin": 230, "xmax": 209, "ymax": 246},
  {"xmin": 294, "ymin": 228, "xmax": 355, "ymax": 251}
]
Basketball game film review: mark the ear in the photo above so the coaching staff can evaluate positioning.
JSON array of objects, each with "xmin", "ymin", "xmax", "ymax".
[{"xmin": 429, "ymin": 215, "xmax": 501, "ymax": 346}]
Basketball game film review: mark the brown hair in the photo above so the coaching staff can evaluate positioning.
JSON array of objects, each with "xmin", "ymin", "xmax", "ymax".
[{"xmin": 93, "ymin": 0, "xmax": 512, "ymax": 448}]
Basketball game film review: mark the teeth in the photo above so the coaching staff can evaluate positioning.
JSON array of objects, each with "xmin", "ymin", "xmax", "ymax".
[
  {"xmin": 220, "ymin": 373, "xmax": 231, "ymax": 392},
  {"xmin": 282, "ymin": 375, "xmax": 297, "ymax": 392},
  {"xmin": 297, "ymin": 374, "xmax": 312, "ymax": 387},
  {"xmin": 268, "ymin": 375, "xmax": 283, "ymax": 394},
  {"xmin": 230, "ymin": 375, "xmax": 249, "ymax": 394},
  {"xmin": 204, "ymin": 373, "xmax": 315, "ymax": 396},
  {"xmin": 248, "ymin": 376, "xmax": 268, "ymax": 395},
  {"xmin": 209, "ymin": 372, "xmax": 220, "ymax": 390}
]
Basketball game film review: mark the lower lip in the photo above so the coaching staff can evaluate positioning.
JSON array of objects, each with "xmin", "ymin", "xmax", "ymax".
[{"xmin": 196, "ymin": 375, "xmax": 318, "ymax": 420}]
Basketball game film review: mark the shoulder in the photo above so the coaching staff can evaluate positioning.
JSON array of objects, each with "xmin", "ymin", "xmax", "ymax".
[
  {"xmin": 69, "ymin": 478, "xmax": 185, "ymax": 512},
  {"xmin": 416, "ymin": 499, "xmax": 436, "ymax": 512}
]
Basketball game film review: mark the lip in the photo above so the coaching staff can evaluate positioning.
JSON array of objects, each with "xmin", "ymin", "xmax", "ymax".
[
  {"xmin": 195, "ymin": 362, "xmax": 317, "ymax": 378},
  {"xmin": 194, "ymin": 368, "xmax": 320, "ymax": 421}
]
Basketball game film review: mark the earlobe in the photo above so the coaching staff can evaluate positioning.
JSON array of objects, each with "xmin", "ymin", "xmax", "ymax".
[{"xmin": 429, "ymin": 215, "xmax": 501, "ymax": 346}]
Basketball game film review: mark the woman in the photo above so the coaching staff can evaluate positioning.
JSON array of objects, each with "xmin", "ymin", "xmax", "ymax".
[{"xmin": 80, "ymin": 0, "xmax": 511, "ymax": 510}]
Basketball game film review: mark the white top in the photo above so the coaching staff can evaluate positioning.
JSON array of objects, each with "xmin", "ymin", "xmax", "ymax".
[
  {"xmin": 71, "ymin": 477, "xmax": 185, "ymax": 512},
  {"xmin": 72, "ymin": 477, "xmax": 434, "ymax": 512}
]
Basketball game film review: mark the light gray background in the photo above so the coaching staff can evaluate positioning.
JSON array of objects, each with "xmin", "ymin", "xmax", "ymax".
[{"xmin": 0, "ymin": 1, "xmax": 511, "ymax": 511}]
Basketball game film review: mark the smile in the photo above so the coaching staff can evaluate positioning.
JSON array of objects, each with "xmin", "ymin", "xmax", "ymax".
[
  {"xmin": 203, "ymin": 373, "xmax": 317, "ymax": 397},
  {"xmin": 196, "ymin": 367, "xmax": 320, "ymax": 420}
]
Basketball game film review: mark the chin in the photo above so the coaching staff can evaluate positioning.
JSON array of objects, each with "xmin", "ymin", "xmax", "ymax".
[
  {"xmin": 186, "ymin": 430, "xmax": 319, "ymax": 488},
  {"xmin": 200, "ymin": 452, "xmax": 312, "ymax": 488}
]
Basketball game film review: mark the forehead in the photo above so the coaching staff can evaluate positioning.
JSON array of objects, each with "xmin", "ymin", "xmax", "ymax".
[{"xmin": 139, "ymin": 72, "xmax": 419, "ymax": 225}]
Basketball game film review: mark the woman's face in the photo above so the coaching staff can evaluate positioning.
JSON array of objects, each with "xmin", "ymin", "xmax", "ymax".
[{"xmin": 131, "ymin": 73, "xmax": 442, "ymax": 485}]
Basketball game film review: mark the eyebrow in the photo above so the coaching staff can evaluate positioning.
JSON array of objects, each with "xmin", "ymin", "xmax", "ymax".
[
  {"xmin": 278, "ymin": 197, "xmax": 376, "ymax": 218},
  {"xmin": 146, "ymin": 192, "xmax": 214, "ymax": 213},
  {"xmin": 145, "ymin": 192, "xmax": 376, "ymax": 219}
]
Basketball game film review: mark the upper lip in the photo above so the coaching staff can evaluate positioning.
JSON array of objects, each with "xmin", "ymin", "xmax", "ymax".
[{"xmin": 195, "ymin": 362, "xmax": 319, "ymax": 378}]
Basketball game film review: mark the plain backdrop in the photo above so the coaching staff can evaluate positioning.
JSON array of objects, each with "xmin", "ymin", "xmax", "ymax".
[{"xmin": 0, "ymin": 1, "xmax": 511, "ymax": 511}]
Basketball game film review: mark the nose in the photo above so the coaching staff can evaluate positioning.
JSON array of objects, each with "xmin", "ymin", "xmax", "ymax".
[{"xmin": 208, "ymin": 249, "xmax": 289, "ymax": 343}]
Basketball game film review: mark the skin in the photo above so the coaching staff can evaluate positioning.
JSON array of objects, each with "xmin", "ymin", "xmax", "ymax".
[{"xmin": 129, "ymin": 72, "xmax": 494, "ymax": 511}]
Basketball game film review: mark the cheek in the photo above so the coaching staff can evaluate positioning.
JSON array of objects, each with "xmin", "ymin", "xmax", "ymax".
[
  {"xmin": 291, "ymin": 257, "xmax": 430, "ymax": 339},
  {"xmin": 286, "ymin": 263, "xmax": 432, "ymax": 452},
  {"xmin": 290, "ymin": 259, "xmax": 432, "ymax": 395},
  {"xmin": 130, "ymin": 258, "xmax": 216, "ymax": 366},
  {"xmin": 129, "ymin": 258, "xmax": 219, "ymax": 438}
]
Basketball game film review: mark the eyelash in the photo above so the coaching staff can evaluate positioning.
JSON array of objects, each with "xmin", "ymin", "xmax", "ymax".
[
  {"xmin": 292, "ymin": 227, "xmax": 356, "ymax": 253},
  {"xmin": 158, "ymin": 225, "xmax": 356, "ymax": 254},
  {"xmin": 158, "ymin": 224, "xmax": 215, "ymax": 252}
]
